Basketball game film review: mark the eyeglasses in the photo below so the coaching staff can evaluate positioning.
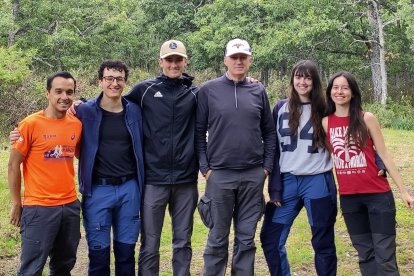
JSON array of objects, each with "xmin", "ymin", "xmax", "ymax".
[{"xmin": 102, "ymin": 76, "xmax": 125, "ymax": 84}]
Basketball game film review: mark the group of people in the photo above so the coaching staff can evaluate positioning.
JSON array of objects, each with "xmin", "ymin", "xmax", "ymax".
[{"xmin": 7, "ymin": 38, "xmax": 413, "ymax": 276}]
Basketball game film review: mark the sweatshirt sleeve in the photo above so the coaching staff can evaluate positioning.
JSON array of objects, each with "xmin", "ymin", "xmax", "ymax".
[
  {"xmin": 261, "ymin": 88, "xmax": 277, "ymax": 173},
  {"xmin": 268, "ymin": 100, "xmax": 285, "ymax": 202},
  {"xmin": 125, "ymin": 83, "xmax": 143, "ymax": 106},
  {"xmin": 195, "ymin": 85, "xmax": 210, "ymax": 175}
]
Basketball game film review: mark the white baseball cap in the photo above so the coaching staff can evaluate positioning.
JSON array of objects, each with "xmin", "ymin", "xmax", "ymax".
[{"xmin": 225, "ymin": 38, "xmax": 252, "ymax": 57}]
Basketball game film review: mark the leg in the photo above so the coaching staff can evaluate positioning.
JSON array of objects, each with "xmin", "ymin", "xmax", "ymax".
[
  {"xmin": 49, "ymin": 200, "xmax": 81, "ymax": 276},
  {"xmin": 341, "ymin": 194, "xmax": 377, "ymax": 276},
  {"xmin": 169, "ymin": 183, "xmax": 198, "ymax": 276},
  {"xmin": 18, "ymin": 206, "xmax": 62, "ymax": 276},
  {"xmin": 367, "ymin": 192, "xmax": 399, "ymax": 276},
  {"xmin": 82, "ymin": 185, "xmax": 115, "ymax": 276},
  {"xmin": 261, "ymin": 172, "xmax": 302, "ymax": 276},
  {"xmin": 203, "ymin": 169, "xmax": 236, "ymax": 276},
  {"xmin": 301, "ymin": 172, "xmax": 337, "ymax": 276},
  {"xmin": 113, "ymin": 179, "xmax": 141, "ymax": 276},
  {"xmin": 231, "ymin": 167, "xmax": 266, "ymax": 275},
  {"xmin": 138, "ymin": 185, "xmax": 170, "ymax": 276}
]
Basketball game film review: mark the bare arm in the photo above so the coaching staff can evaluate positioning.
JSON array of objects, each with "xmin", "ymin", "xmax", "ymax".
[
  {"xmin": 364, "ymin": 112, "xmax": 414, "ymax": 209},
  {"xmin": 8, "ymin": 149, "xmax": 25, "ymax": 227}
]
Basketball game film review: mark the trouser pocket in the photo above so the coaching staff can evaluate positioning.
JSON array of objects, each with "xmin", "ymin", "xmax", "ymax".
[{"xmin": 197, "ymin": 195, "xmax": 214, "ymax": 228}]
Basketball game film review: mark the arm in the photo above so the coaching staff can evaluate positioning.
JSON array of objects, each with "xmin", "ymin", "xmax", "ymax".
[
  {"xmin": 195, "ymin": 86, "xmax": 210, "ymax": 177},
  {"xmin": 261, "ymin": 88, "xmax": 276, "ymax": 175},
  {"xmin": 8, "ymin": 149, "xmax": 25, "ymax": 227},
  {"xmin": 364, "ymin": 112, "xmax": 414, "ymax": 209},
  {"xmin": 268, "ymin": 100, "xmax": 286, "ymax": 206}
]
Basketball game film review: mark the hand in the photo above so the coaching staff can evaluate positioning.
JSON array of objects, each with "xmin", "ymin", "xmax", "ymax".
[
  {"xmin": 9, "ymin": 128, "xmax": 20, "ymax": 145},
  {"xmin": 246, "ymin": 76, "xmax": 260, "ymax": 84},
  {"xmin": 272, "ymin": 201, "xmax": 282, "ymax": 207},
  {"xmin": 10, "ymin": 204, "xmax": 22, "ymax": 227},
  {"xmin": 377, "ymin": 169, "xmax": 386, "ymax": 177},
  {"xmin": 401, "ymin": 192, "xmax": 414, "ymax": 210},
  {"xmin": 204, "ymin": 169, "xmax": 212, "ymax": 181},
  {"xmin": 67, "ymin": 100, "xmax": 83, "ymax": 115},
  {"xmin": 264, "ymin": 169, "xmax": 270, "ymax": 177}
]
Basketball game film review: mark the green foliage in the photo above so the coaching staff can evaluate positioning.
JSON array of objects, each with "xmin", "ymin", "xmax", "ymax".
[
  {"xmin": 0, "ymin": 46, "xmax": 33, "ymax": 88},
  {"xmin": 364, "ymin": 98, "xmax": 414, "ymax": 130}
]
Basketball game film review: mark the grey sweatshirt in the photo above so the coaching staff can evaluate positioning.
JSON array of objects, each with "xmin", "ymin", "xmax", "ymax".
[{"xmin": 195, "ymin": 74, "xmax": 276, "ymax": 175}]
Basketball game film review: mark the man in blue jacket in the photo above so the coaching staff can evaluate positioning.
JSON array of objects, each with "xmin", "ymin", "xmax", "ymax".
[
  {"xmin": 126, "ymin": 40, "xmax": 199, "ymax": 276},
  {"xmin": 195, "ymin": 38, "xmax": 276, "ymax": 275},
  {"xmin": 76, "ymin": 60, "xmax": 144, "ymax": 276}
]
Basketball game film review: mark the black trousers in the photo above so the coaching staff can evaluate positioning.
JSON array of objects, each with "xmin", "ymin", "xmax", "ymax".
[
  {"xmin": 19, "ymin": 200, "xmax": 81, "ymax": 276},
  {"xmin": 340, "ymin": 191, "xmax": 399, "ymax": 276}
]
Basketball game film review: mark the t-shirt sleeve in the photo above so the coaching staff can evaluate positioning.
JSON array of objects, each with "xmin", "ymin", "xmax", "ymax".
[{"xmin": 13, "ymin": 120, "xmax": 33, "ymax": 157}]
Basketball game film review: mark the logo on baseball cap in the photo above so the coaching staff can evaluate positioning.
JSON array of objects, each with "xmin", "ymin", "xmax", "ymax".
[
  {"xmin": 225, "ymin": 39, "xmax": 252, "ymax": 57},
  {"xmin": 160, "ymin": 40, "xmax": 188, "ymax": 59}
]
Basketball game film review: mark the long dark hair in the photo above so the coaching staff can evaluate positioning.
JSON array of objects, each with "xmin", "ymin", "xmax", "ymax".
[
  {"xmin": 326, "ymin": 71, "xmax": 368, "ymax": 148},
  {"xmin": 288, "ymin": 60, "xmax": 327, "ymax": 149}
]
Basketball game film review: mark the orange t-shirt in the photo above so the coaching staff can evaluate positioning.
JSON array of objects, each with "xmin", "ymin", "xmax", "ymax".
[{"xmin": 13, "ymin": 111, "xmax": 82, "ymax": 206}]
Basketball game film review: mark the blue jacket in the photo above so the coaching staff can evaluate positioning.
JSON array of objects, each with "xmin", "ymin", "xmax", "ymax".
[{"xmin": 75, "ymin": 93, "xmax": 144, "ymax": 197}]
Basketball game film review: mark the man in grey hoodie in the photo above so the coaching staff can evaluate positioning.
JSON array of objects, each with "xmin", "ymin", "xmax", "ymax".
[{"xmin": 195, "ymin": 38, "xmax": 276, "ymax": 275}]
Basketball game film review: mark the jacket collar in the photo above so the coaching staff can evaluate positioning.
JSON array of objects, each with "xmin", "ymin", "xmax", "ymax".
[
  {"xmin": 94, "ymin": 92, "xmax": 128, "ymax": 110},
  {"xmin": 223, "ymin": 72, "xmax": 247, "ymax": 85},
  {"xmin": 158, "ymin": 72, "xmax": 194, "ymax": 87}
]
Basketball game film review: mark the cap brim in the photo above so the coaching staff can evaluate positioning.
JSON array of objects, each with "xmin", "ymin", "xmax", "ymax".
[
  {"xmin": 225, "ymin": 50, "xmax": 252, "ymax": 57},
  {"xmin": 160, "ymin": 52, "xmax": 188, "ymax": 59}
]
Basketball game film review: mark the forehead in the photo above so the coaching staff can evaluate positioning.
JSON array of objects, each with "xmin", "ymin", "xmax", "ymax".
[
  {"xmin": 227, "ymin": 53, "xmax": 249, "ymax": 59},
  {"xmin": 103, "ymin": 68, "xmax": 125, "ymax": 76},
  {"xmin": 162, "ymin": 55, "xmax": 186, "ymax": 61},
  {"xmin": 333, "ymin": 76, "xmax": 349, "ymax": 84},
  {"xmin": 50, "ymin": 77, "xmax": 75, "ymax": 90}
]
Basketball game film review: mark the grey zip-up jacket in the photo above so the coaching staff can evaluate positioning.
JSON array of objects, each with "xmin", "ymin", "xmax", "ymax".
[{"xmin": 195, "ymin": 74, "xmax": 276, "ymax": 175}]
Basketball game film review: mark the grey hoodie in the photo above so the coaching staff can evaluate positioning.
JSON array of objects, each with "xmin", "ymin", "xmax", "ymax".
[{"xmin": 195, "ymin": 74, "xmax": 276, "ymax": 175}]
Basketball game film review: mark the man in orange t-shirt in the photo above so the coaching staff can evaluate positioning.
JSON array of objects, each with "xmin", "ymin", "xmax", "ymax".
[{"xmin": 8, "ymin": 71, "xmax": 82, "ymax": 275}]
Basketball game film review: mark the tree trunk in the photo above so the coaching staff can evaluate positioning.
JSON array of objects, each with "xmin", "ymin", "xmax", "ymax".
[
  {"xmin": 260, "ymin": 67, "xmax": 270, "ymax": 87},
  {"xmin": 367, "ymin": 0, "xmax": 387, "ymax": 104},
  {"xmin": 8, "ymin": 0, "xmax": 20, "ymax": 47}
]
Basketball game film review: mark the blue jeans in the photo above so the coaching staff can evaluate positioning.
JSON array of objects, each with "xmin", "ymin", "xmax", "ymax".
[
  {"xmin": 261, "ymin": 172, "xmax": 337, "ymax": 276},
  {"xmin": 82, "ymin": 178, "xmax": 141, "ymax": 275}
]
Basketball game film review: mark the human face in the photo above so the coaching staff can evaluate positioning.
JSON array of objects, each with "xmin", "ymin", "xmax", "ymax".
[
  {"xmin": 293, "ymin": 73, "xmax": 313, "ymax": 102},
  {"xmin": 224, "ymin": 54, "xmax": 252, "ymax": 80},
  {"xmin": 159, "ymin": 55, "xmax": 188, "ymax": 79},
  {"xmin": 45, "ymin": 77, "xmax": 75, "ymax": 117},
  {"xmin": 99, "ymin": 68, "xmax": 126, "ymax": 100},
  {"xmin": 330, "ymin": 76, "xmax": 352, "ymax": 106}
]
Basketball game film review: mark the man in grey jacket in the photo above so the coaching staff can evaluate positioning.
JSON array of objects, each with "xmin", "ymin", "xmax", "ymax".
[{"xmin": 195, "ymin": 38, "xmax": 276, "ymax": 275}]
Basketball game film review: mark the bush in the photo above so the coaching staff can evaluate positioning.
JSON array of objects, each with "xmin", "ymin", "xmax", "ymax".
[{"xmin": 364, "ymin": 98, "xmax": 414, "ymax": 130}]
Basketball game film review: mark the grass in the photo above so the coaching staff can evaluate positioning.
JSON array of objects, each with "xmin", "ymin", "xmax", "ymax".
[{"xmin": 1, "ymin": 129, "xmax": 414, "ymax": 275}]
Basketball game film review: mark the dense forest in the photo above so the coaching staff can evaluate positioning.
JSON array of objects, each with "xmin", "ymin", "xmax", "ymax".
[{"xmin": 1, "ymin": 0, "xmax": 414, "ymax": 133}]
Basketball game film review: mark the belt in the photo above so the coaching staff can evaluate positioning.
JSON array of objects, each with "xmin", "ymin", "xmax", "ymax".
[{"xmin": 93, "ymin": 174, "xmax": 135, "ymax": 186}]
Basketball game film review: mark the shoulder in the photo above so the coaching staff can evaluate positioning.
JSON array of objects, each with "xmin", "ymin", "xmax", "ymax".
[
  {"xmin": 124, "ymin": 97, "xmax": 141, "ymax": 112},
  {"xmin": 19, "ymin": 111, "xmax": 43, "ymax": 127},
  {"xmin": 363, "ymin": 111, "xmax": 380, "ymax": 129}
]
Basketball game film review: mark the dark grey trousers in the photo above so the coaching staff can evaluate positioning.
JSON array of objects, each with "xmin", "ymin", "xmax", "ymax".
[
  {"xmin": 18, "ymin": 200, "xmax": 81, "ymax": 276},
  {"xmin": 202, "ymin": 167, "xmax": 266, "ymax": 276},
  {"xmin": 138, "ymin": 183, "xmax": 198, "ymax": 276},
  {"xmin": 341, "ymin": 191, "xmax": 399, "ymax": 276}
]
